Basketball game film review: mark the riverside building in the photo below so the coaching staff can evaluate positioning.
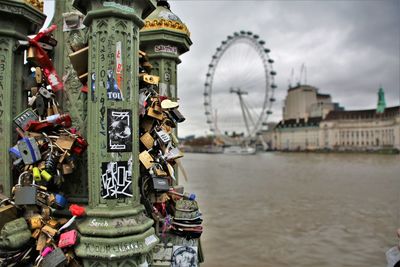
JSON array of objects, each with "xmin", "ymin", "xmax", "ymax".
[{"xmin": 272, "ymin": 85, "xmax": 400, "ymax": 151}]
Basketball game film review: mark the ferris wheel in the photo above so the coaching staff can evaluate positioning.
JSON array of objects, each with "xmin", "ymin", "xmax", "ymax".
[{"xmin": 203, "ymin": 31, "xmax": 277, "ymax": 145}]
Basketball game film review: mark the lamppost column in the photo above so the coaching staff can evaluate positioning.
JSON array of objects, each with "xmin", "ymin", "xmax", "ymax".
[
  {"xmin": 71, "ymin": 1, "xmax": 158, "ymax": 266},
  {"xmin": 0, "ymin": 0, "xmax": 45, "ymax": 196}
]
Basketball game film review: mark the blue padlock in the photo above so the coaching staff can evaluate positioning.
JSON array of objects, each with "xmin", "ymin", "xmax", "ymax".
[{"xmin": 54, "ymin": 194, "xmax": 68, "ymax": 209}]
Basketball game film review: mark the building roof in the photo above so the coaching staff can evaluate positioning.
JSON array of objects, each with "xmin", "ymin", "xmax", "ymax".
[
  {"xmin": 287, "ymin": 84, "xmax": 318, "ymax": 93},
  {"xmin": 276, "ymin": 117, "xmax": 323, "ymax": 128},
  {"xmin": 317, "ymin": 93, "xmax": 331, "ymax": 99},
  {"xmin": 324, "ymin": 106, "xmax": 400, "ymax": 121}
]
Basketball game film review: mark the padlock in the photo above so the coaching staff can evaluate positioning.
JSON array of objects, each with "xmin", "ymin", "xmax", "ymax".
[
  {"xmin": 56, "ymin": 136, "xmax": 76, "ymax": 150},
  {"xmin": 41, "ymin": 225, "xmax": 58, "ymax": 237},
  {"xmin": 152, "ymin": 177, "xmax": 170, "ymax": 192},
  {"xmin": 140, "ymin": 132, "xmax": 155, "ymax": 150},
  {"xmin": 155, "ymin": 129, "xmax": 171, "ymax": 145},
  {"xmin": 47, "ymin": 219, "xmax": 59, "ymax": 229},
  {"xmin": 147, "ymin": 101, "xmax": 163, "ymax": 121},
  {"xmin": 46, "ymin": 194, "xmax": 56, "ymax": 206},
  {"xmin": 35, "ymin": 67, "xmax": 42, "ymax": 84},
  {"xmin": 28, "ymin": 215, "xmax": 43, "ymax": 229},
  {"xmin": 41, "ymin": 247, "xmax": 68, "ymax": 267},
  {"xmin": 41, "ymin": 169, "xmax": 52, "ymax": 182},
  {"xmin": 54, "ymin": 194, "xmax": 68, "ymax": 209},
  {"xmin": 141, "ymin": 74, "xmax": 160, "ymax": 85},
  {"xmin": 27, "ymin": 46, "xmax": 38, "ymax": 65},
  {"xmin": 153, "ymin": 164, "xmax": 168, "ymax": 177},
  {"xmin": 14, "ymin": 171, "xmax": 37, "ymax": 206},
  {"xmin": 35, "ymin": 94, "xmax": 46, "ymax": 117},
  {"xmin": 13, "ymin": 108, "xmax": 39, "ymax": 131},
  {"xmin": 32, "ymin": 228, "xmax": 41, "ymax": 239},
  {"xmin": 139, "ymin": 150, "xmax": 154, "ymax": 169},
  {"xmin": 165, "ymin": 147, "xmax": 184, "ymax": 161},
  {"xmin": 39, "ymin": 87, "xmax": 53, "ymax": 99},
  {"xmin": 161, "ymin": 99, "xmax": 179, "ymax": 110},
  {"xmin": 58, "ymin": 229, "xmax": 78, "ymax": 248},
  {"xmin": 41, "ymin": 246, "xmax": 54, "ymax": 258},
  {"xmin": 36, "ymin": 232, "xmax": 47, "ymax": 251},
  {"xmin": 8, "ymin": 145, "xmax": 21, "ymax": 159},
  {"xmin": 33, "ymin": 167, "xmax": 41, "ymax": 182},
  {"xmin": 168, "ymin": 108, "xmax": 186, "ymax": 123},
  {"xmin": 71, "ymin": 136, "xmax": 88, "ymax": 155},
  {"xmin": 42, "ymin": 206, "xmax": 52, "ymax": 220},
  {"xmin": 62, "ymin": 163, "xmax": 74, "ymax": 175},
  {"xmin": 17, "ymin": 137, "xmax": 41, "ymax": 164}
]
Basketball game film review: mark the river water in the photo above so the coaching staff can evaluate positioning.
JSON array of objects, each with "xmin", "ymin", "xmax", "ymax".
[{"xmin": 179, "ymin": 152, "xmax": 400, "ymax": 267}]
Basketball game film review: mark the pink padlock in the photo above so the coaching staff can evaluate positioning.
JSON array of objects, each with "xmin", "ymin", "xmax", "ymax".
[
  {"xmin": 58, "ymin": 229, "xmax": 78, "ymax": 248},
  {"xmin": 41, "ymin": 246, "xmax": 54, "ymax": 257}
]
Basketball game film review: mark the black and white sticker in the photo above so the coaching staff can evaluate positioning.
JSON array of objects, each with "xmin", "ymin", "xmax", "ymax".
[
  {"xmin": 101, "ymin": 160, "xmax": 132, "ymax": 199},
  {"xmin": 171, "ymin": 246, "xmax": 197, "ymax": 267},
  {"xmin": 107, "ymin": 109, "xmax": 132, "ymax": 152}
]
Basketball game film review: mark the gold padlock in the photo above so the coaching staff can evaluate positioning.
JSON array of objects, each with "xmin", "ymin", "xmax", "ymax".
[
  {"xmin": 36, "ymin": 232, "xmax": 47, "ymax": 251},
  {"xmin": 139, "ymin": 150, "xmax": 154, "ymax": 169},
  {"xmin": 62, "ymin": 162, "xmax": 74, "ymax": 175},
  {"xmin": 27, "ymin": 46, "xmax": 38, "ymax": 65},
  {"xmin": 56, "ymin": 136, "xmax": 76, "ymax": 150},
  {"xmin": 142, "ymin": 74, "xmax": 160, "ymax": 85},
  {"xmin": 147, "ymin": 101, "xmax": 163, "ymax": 121},
  {"xmin": 31, "ymin": 228, "xmax": 41, "ymax": 239},
  {"xmin": 47, "ymin": 193, "xmax": 56, "ymax": 206},
  {"xmin": 42, "ymin": 225, "xmax": 58, "ymax": 237},
  {"xmin": 35, "ymin": 67, "xmax": 42, "ymax": 84},
  {"xmin": 140, "ymin": 132, "xmax": 154, "ymax": 150},
  {"xmin": 28, "ymin": 215, "xmax": 43, "ymax": 229},
  {"xmin": 47, "ymin": 219, "xmax": 59, "ymax": 228}
]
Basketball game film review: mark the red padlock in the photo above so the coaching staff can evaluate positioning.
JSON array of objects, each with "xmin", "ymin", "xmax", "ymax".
[
  {"xmin": 71, "ymin": 136, "xmax": 88, "ymax": 155},
  {"xmin": 58, "ymin": 229, "xmax": 78, "ymax": 248}
]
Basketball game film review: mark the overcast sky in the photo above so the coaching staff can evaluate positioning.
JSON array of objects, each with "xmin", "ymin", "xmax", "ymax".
[{"xmin": 44, "ymin": 0, "xmax": 400, "ymax": 138}]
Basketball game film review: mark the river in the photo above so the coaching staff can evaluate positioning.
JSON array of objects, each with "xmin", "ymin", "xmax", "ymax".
[{"xmin": 179, "ymin": 152, "xmax": 400, "ymax": 267}]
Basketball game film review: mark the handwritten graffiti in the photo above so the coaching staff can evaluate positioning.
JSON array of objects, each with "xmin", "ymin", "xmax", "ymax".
[
  {"xmin": 155, "ymin": 45, "xmax": 177, "ymax": 55},
  {"xmin": 107, "ymin": 109, "xmax": 132, "ymax": 152},
  {"xmin": 101, "ymin": 160, "xmax": 132, "ymax": 199}
]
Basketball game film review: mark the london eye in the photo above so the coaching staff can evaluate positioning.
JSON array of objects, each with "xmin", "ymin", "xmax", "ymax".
[{"xmin": 203, "ymin": 31, "xmax": 277, "ymax": 147}]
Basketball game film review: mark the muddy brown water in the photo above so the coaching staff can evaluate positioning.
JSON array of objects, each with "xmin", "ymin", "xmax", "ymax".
[{"xmin": 179, "ymin": 152, "xmax": 400, "ymax": 267}]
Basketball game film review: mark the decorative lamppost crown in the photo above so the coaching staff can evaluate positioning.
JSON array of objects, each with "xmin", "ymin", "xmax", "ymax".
[
  {"xmin": 25, "ymin": 0, "xmax": 44, "ymax": 12},
  {"xmin": 141, "ymin": 0, "xmax": 190, "ymax": 37}
]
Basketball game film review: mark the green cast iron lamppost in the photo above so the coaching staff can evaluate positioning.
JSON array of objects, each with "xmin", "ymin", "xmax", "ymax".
[
  {"xmin": 71, "ymin": 0, "xmax": 159, "ymax": 265},
  {"xmin": 140, "ymin": 0, "xmax": 192, "ymax": 100},
  {"xmin": 0, "ymin": 0, "xmax": 46, "ymax": 196}
]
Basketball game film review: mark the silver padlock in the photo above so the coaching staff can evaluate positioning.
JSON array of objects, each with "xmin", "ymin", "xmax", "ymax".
[
  {"xmin": 17, "ymin": 137, "xmax": 41, "ymax": 165},
  {"xmin": 155, "ymin": 129, "xmax": 170, "ymax": 145},
  {"xmin": 14, "ymin": 171, "xmax": 37, "ymax": 206}
]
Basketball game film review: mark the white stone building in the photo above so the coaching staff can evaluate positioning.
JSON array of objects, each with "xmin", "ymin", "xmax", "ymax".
[{"xmin": 272, "ymin": 85, "xmax": 400, "ymax": 151}]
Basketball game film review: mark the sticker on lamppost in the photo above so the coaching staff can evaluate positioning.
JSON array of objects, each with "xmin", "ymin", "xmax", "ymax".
[
  {"xmin": 154, "ymin": 45, "xmax": 178, "ymax": 55},
  {"xmin": 107, "ymin": 109, "xmax": 132, "ymax": 152},
  {"xmin": 101, "ymin": 160, "xmax": 133, "ymax": 199},
  {"xmin": 116, "ymin": 41, "xmax": 123, "ymax": 93},
  {"xmin": 107, "ymin": 69, "xmax": 123, "ymax": 101}
]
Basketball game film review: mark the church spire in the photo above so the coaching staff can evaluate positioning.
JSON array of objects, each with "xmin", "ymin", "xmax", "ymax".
[{"xmin": 376, "ymin": 86, "xmax": 386, "ymax": 113}]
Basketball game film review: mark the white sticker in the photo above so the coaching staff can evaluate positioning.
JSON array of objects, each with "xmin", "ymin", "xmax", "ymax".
[{"xmin": 145, "ymin": 234, "xmax": 158, "ymax": 246}]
